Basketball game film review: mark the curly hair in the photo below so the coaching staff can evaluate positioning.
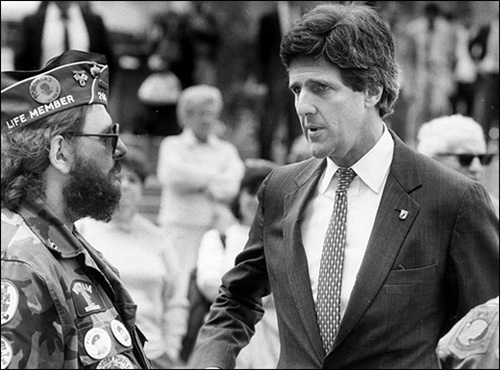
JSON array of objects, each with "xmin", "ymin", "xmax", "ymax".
[
  {"xmin": 1, "ymin": 105, "xmax": 87, "ymax": 212},
  {"xmin": 280, "ymin": 3, "xmax": 400, "ymax": 118}
]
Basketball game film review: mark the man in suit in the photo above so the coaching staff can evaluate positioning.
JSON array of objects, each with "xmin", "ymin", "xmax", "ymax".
[
  {"xmin": 189, "ymin": 3, "xmax": 499, "ymax": 369},
  {"xmin": 14, "ymin": 1, "xmax": 116, "ymax": 82},
  {"xmin": 469, "ymin": 2, "xmax": 499, "ymax": 144},
  {"xmin": 256, "ymin": 1, "xmax": 303, "ymax": 162}
]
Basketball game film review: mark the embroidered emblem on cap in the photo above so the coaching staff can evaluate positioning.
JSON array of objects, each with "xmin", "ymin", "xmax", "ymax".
[
  {"xmin": 111, "ymin": 320, "xmax": 132, "ymax": 347},
  {"xmin": 29, "ymin": 75, "xmax": 61, "ymax": 104},
  {"xmin": 1, "ymin": 336, "xmax": 13, "ymax": 369},
  {"xmin": 96, "ymin": 354, "xmax": 134, "ymax": 369},
  {"xmin": 90, "ymin": 63, "xmax": 102, "ymax": 78},
  {"xmin": 73, "ymin": 70, "xmax": 89, "ymax": 87},
  {"xmin": 1, "ymin": 279, "xmax": 19, "ymax": 326},
  {"xmin": 84, "ymin": 327, "xmax": 112, "ymax": 360}
]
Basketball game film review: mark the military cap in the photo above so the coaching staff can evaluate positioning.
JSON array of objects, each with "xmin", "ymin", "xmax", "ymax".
[{"xmin": 1, "ymin": 50, "xmax": 109, "ymax": 133}]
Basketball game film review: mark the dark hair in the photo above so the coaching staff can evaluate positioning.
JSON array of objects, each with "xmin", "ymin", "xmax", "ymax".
[
  {"xmin": 231, "ymin": 159, "xmax": 277, "ymax": 220},
  {"xmin": 280, "ymin": 3, "xmax": 400, "ymax": 118},
  {"xmin": 1, "ymin": 105, "xmax": 87, "ymax": 211}
]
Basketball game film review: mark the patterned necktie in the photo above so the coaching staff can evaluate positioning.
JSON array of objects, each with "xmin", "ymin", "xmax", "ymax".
[{"xmin": 316, "ymin": 167, "xmax": 357, "ymax": 354}]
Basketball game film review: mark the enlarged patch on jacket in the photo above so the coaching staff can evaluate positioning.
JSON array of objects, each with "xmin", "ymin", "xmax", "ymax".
[
  {"xmin": 449, "ymin": 307, "xmax": 499, "ymax": 359},
  {"xmin": 71, "ymin": 280, "xmax": 106, "ymax": 317},
  {"xmin": 96, "ymin": 354, "xmax": 134, "ymax": 369},
  {"xmin": 1, "ymin": 279, "xmax": 19, "ymax": 325}
]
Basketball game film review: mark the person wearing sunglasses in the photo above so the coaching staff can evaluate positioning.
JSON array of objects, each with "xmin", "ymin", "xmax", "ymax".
[
  {"xmin": 63, "ymin": 122, "xmax": 120, "ymax": 155},
  {"xmin": 1, "ymin": 50, "xmax": 153, "ymax": 368},
  {"xmin": 417, "ymin": 113, "xmax": 499, "ymax": 217}
]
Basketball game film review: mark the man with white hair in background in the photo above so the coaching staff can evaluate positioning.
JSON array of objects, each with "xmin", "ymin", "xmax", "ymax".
[{"xmin": 417, "ymin": 114, "xmax": 499, "ymax": 216}]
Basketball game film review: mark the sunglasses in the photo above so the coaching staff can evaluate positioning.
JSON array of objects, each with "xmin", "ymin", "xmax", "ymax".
[
  {"xmin": 437, "ymin": 153, "xmax": 494, "ymax": 167},
  {"xmin": 64, "ymin": 123, "xmax": 120, "ymax": 154}
]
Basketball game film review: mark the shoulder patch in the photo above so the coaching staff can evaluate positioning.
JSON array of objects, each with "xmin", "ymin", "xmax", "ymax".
[
  {"xmin": 457, "ymin": 318, "xmax": 489, "ymax": 346},
  {"xmin": 71, "ymin": 280, "xmax": 106, "ymax": 317},
  {"xmin": 1, "ymin": 279, "xmax": 19, "ymax": 325},
  {"xmin": 449, "ymin": 306, "xmax": 499, "ymax": 359}
]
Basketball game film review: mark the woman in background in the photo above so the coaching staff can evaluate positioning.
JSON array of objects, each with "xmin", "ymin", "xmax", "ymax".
[{"xmin": 77, "ymin": 150, "xmax": 188, "ymax": 368}]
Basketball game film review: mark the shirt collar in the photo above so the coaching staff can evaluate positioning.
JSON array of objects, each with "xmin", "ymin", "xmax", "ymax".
[
  {"xmin": 319, "ymin": 124, "xmax": 394, "ymax": 194},
  {"xmin": 18, "ymin": 198, "xmax": 85, "ymax": 258}
]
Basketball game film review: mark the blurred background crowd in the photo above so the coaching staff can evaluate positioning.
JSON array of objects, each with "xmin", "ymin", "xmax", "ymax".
[
  {"xmin": 3, "ymin": 0, "xmax": 497, "ymax": 221},
  {"xmin": 1, "ymin": 1, "xmax": 498, "ymax": 368}
]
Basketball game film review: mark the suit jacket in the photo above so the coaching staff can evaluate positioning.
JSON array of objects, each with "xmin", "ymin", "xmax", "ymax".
[
  {"xmin": 190, "ymin": 131, "xmax": 499, "ymax": 369},
  {"xmin": 256, "ymin": 8, "xmax": 301, "ymax": 158},
  {"xmin": 257, "ymin": 9, "xmax": 284, "ymax": 86},
  {"xmin": 14, "ymin": 1, "xmax": 116, "ymax": 81}
]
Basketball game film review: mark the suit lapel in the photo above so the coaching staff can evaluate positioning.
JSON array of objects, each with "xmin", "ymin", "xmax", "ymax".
[
  {"xmin": 332, "ymin": 134, "xmax": 423, "ymax": 349},
  {"xmin": 283, "ymin": 159, "xmax": 326, "ymax": 360}
]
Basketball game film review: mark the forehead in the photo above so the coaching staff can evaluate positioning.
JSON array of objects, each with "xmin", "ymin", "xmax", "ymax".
[
  {"xmin": 82, "ymin": 105, "xmax": 113, "ymax": 132},
  {"xmin": 288, "ymin": 56, "xmax": 343, "ymax": 86}
]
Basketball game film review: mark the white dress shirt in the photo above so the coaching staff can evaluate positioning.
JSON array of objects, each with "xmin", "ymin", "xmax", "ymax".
[{"xmin": 301, "ymin": 125, "xmax": 394, "ymax": 319}]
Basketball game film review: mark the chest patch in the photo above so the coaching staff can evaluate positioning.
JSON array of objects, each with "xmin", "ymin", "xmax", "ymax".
[
  {"xmin": 71, "ymin": 280, "xmax": 106, "ymax": 317},
  {"xmin": 1, "ymin": 279, "xmax": 19, "ymax": 325},
  {"xmin": 96, "ymin": 354, "xmax": 134, "ymax": 369}
]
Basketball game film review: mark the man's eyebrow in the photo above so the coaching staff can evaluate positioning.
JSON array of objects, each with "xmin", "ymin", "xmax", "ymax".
[
  {"xmin": 289, "ymin": 81, "xmax": 300, "ymax": 90},
  {"xmin": 102, "ymin": 124, "xmax": 114, "ymax": 133}
]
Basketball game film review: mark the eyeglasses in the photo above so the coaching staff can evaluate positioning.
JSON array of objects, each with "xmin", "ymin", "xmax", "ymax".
[
  {"xmin": 64, "ymin": 123, "xmax": 120, "ymax": 154},
  {"xmin": 437, "ymin": 153, "xmax": 494, "ymax": 167}
]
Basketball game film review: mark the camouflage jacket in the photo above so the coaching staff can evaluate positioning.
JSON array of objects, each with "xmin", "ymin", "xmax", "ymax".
[
  {"xmin": 437, "ymin": 296, "xmax": 499, "ymax": 369},
  {"xmin": 1, "ymin": 199, "xmax": 153, "ymax": 369}
]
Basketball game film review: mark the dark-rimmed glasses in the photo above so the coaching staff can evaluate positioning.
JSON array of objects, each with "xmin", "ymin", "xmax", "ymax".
[
  {"xmin": 437, "ymin": 153, "xmax": 494, "ymax": 167},
  {"xmin": 64, "ymin": 123, "xmax": 120, "ymax": 154}
]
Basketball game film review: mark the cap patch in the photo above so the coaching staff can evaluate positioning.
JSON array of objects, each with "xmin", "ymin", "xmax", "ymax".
[
  {"xmin": 73, "ymin": 70, "xmax": 89, "ymax": 87},
  {"xmin": 29, "ymin": 75, "xmax": 61, "ymax": 104}
]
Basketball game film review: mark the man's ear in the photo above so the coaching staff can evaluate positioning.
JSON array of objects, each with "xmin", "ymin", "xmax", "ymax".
[
  {"xmin": 365, "ymin": 86, "xmax": 383, "ymax": 108},
  {"xmin": 49, "ymin": 135, "xmax": 73, "ymax": 174}
]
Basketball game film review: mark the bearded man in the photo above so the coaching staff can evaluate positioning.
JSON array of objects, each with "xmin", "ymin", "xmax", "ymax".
[{"xmin": 1, "ymin": 50, "xmax": 152, "ymax": 369}]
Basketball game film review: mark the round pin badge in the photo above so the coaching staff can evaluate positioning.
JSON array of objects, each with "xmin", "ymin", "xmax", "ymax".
[
  {"xmin": 1, "ymin": 279, "xmax": 19, "ymax": 326},
  {"xmin": 96, "ymin": 354, "xmax": 134, "ymax": 369},
  {"xmin": 84, "ymin": 327, "xmax": 112, "ymax": 360},
  {"xmin": 29, "ymin": 75, "xmax": 61, "ymax": 104},
  {"xmin": 1, "ymin": 336, "xmax": 13, "ymax": 370},
  {"xmin": 111, "ymin": 320, "xmax": 132, "ymax": 347}
]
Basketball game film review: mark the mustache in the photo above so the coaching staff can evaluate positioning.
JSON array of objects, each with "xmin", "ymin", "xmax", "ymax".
[{"xmin": 110, "ymin": 162, "xmax": 122, "ymax": 177}]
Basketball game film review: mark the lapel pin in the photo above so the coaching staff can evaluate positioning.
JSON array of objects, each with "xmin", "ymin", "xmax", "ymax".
[{"xmin": 399, "ymin": 209, "xmax": 409, "ymax": 220}]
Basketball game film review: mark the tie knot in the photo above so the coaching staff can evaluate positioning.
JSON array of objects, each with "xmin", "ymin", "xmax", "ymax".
[{"xmin": 336, "ymin": 167, "xmax": 356, "ymax": 192}]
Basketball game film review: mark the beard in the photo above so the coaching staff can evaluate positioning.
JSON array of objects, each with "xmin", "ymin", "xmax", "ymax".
[{"xmin": 63, "ymin": 153, "xmax": 121, "ymax": 222}]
